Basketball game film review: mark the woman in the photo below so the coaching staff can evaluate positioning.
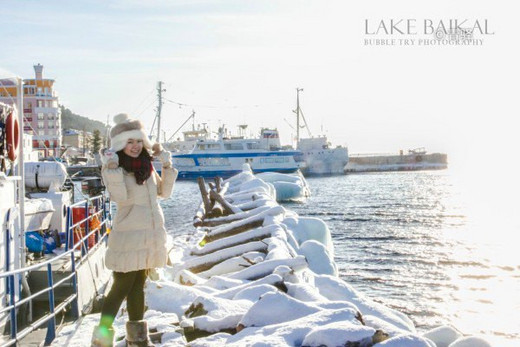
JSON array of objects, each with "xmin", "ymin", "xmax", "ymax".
[{"xmin": 92, "ymin": 113, "xmax": 178, "ymax": 347}]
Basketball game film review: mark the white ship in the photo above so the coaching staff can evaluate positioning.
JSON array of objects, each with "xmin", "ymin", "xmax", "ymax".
[
  {"xmin": 172, "ymin": 128, "xmax": 302, "ymax": 180},
  {"xmin": 296, "ymin": 136, "xmax": 349, "ymax": 176},
  {"xmin": 292, "ymin": 88, "xmax": 349, "ymax": 176}
]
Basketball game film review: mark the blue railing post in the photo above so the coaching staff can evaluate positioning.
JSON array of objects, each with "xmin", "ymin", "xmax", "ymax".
[
  {"xmin": 5, "ymin": 210, "xmax": 11, "ymax": 298},
  {"xmin": 44, "ymin": 263, "xmax": 56, "ymax": 345},
  {"xmin": 70, "ymin": 250, "xmax": 79, "ymax": 319},
  {"xmin": 65, "ymin": 206, "xmax": 71, "ymax": 252},
  {"xmin": 83, "ymin": 201, "xmax": 89, "ymax": 256},
  {"xmin": 9, "ymin": 275, "xmax": 17, "ymax": 340}
]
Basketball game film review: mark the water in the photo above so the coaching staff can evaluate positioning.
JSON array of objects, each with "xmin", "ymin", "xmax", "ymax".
[{"xmin": 161, "ymin": 170, "xmax": 520, "ymax": 345}]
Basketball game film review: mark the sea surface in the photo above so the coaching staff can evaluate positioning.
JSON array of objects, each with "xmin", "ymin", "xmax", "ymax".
[{"xmin": 160, "ymin": 170, "xmax": 520, "ymax": 346}]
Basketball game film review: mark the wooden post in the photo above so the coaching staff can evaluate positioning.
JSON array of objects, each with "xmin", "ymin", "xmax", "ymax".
[
  {"xmin": 197, "ymin": 177, "xmax": 212, "ymax": 215},
  {"xmin": 209, "ymin": 189, "xmax": 238, "ymax": 215}
]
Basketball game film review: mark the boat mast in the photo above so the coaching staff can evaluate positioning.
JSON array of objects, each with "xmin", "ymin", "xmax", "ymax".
[
  {"xmin": 295, "ymin": 88, "xmax": 303, "ymax": 144},
  {"xmin": 155, "ymin": 81, "xmax": 164, "ymax": 143}
]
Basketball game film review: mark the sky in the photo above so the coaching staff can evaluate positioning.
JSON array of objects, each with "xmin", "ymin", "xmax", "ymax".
[{"xmin": 1, "ymin": 0, "xmax": 519, "ymax": 175}]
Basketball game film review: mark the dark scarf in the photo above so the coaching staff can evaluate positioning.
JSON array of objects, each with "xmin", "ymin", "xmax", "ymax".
[{"xmin": 117, "ymin": 150, "xmax": 153, "ymax": 185}]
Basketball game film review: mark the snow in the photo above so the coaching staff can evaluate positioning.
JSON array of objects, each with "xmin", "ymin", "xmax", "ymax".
[
  {"xmin": 51, "ymin": 168, "xmax": 495, "ymax": 346},
  {"xmin": 447, "ymin": 336, "xmax": 494, "ymax": 347},
  {"xmin": 298, "ymin": 239, "xmax": 337, "ymax": 276},
  {"xmin": 375, "ymin": 334, "xmax": 436, "ymax": 347},
  {"xmin": 422, "ymin": 325, "xmax": 464, "ymax": 347},
  {"xmin": 301, "ymin": 321, "xmax": 376, "ymax": 347},
  {"xmin": 283, "ymin": 216, "xmax": 334, "ymax": 257}
]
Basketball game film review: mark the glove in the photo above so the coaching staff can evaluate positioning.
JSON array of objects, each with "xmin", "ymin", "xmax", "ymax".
[
  {"xmin": 99, "ymin": 148, "xmax": 119, "ymax": 169},
  {"xmin": 158, "ymin": 150, "xmax": 172, "ymax": 169}
]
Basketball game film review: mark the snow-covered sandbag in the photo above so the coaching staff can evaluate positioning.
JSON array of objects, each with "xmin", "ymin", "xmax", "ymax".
[
  {"xmin": 265, "ymin": 236, "xmax": 297, "ymax": 260},
  {"xmin": 301, "ymin": 321, "xmax": 379, "ymax": 347},
  {"xmin": 184, "ymin": 295, "xmax": 253, "ymax": 332},
  {"xmin": 375, "ymin": 333, "xmax": 436, "ymax": 347},
  {"xmin": 448, "ymin": 336, "xmax": 493, "ymax": 347},
  {"xmin": 285, "ymin": 282, "xmax": 328, "ymax": 302},
  {"xmin": 233, "ymin": 284, "xmax": 279, "ymax": 302},
  {"xmin": 283, "ymin": 216, "xmax": 334, "ymax": 257},
  {"xmin": 364, "ymin": 314, "xmax": 410, "ymax": 338},
  {"xmin": 255, "ymin": 172, "xmax": 303, "ymax": 184},
  {"xmin": 214, "ymin": 274, "xmax": 284, "ymax": 300},
  {"xmin": 146, "ymin": 281, "xmax": 209, "ymax": 318},
  {"xmin": 191, "ymin": 308, "xmax": 363, "ymax": 346},
  {"xmin": 314, "ymin": 274, "xmax": 416, "ymax": 333},
  {"xmin": 198, "ymin": 275, "xmax": 245, "ymax": 291},
  {"xmin": 238, "ymin": 291, "xmax": 360, "ymax": 329},
  {"xmin": 227, "ymin": 256, "xmax": 308, "ymax": 281},
  {"xmin": 422, "ymin": 325, "xmax": 463, "ymax": 347},
  {"xmin": 197, "ymin": 251, "xmax": 266, "ymax": 278},
  {"xmin": 298, "ymin": 239, "xmax": 337, "ymax": 276},
  {"xmin": 272, "ymin": 181, "xmax": 308, "ymax": 202}
]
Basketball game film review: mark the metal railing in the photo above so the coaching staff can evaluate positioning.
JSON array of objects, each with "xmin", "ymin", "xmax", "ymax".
[{"xmin": 1, "ymin": 194, "xmax": 111, "ymax": 346}]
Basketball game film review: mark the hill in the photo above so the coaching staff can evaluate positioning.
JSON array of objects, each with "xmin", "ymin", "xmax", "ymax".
[{"xmin": 60, "ymin": 106, "xmax": 107, "ymax": 134}]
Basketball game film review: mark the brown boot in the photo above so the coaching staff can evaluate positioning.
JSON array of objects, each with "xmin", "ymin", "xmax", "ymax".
[
  {"xmin": 91, "ymin": 325, "xmax": 115, "ymax": 347},
  {"xmin": 125, "ymin": 320, "xmax": 154, "ymax": 346}
]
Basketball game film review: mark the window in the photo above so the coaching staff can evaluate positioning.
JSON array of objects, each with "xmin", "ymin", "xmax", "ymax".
[
  {"xmin": 39, "ymin": 130, "xmax": 44, "ymax": 136},
  {"xmin": 37, "ymin": 100, "xmax": 43, "ymax": 107},
  {"xmin": 38, "ymin": 121, "xmax": 44, "ymax": 129},
  {"xmin": 224, "ymin": 143, "xmax": 244, "ymax": 150},
  {"xmin": 38, "ymin": 113, "xmax": 44, "ymax": 120}
]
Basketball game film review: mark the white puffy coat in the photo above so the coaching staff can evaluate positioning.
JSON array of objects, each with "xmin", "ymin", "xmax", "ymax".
[{"xmin": 102, "ymin": 165, "xmax": 177, "ymax": 272}]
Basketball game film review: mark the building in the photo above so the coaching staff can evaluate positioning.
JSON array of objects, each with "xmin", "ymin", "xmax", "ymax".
[
  {"xmin": 62, "ymin": 129, "xmax": 93, "ymax": 155},
  {"xmin": 0, "ymin": 64, "xmax": 62, "ymax": 157}
]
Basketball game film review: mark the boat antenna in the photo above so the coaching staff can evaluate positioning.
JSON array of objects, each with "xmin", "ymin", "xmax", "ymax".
[{"xmin": 166, "ymin": 110, "xmax": 196, "ymax": 143}]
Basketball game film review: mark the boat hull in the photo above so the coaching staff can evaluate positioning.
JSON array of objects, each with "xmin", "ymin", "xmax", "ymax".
[
  {"xmin": 171, "ymin": 150, "xmax": 302, "ymax": 180},
  {"xmin": 296, "ymin": 147, "xmax": 349, "ymax": 176}
]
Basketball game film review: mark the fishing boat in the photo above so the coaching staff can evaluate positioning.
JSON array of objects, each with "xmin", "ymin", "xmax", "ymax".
[{"xmin": 171, "ymin": 128, "xmax": 302, "ymax": 180}]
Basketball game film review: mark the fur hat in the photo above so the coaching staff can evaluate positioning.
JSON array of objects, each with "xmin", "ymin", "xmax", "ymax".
[{"xmin": 110, "ymin": 113, "xmax": 153, "ymax": 151}]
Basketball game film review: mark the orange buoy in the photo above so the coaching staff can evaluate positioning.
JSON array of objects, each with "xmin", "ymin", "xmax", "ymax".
[{"xmin": 6, "ymin": 111, "xmax": 20, "ymax": 162}]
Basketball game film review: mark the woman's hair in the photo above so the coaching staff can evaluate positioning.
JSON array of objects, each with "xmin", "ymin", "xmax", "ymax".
[{"xmin": 117, "ymin": 149, "xmax": 153, "ymax": 185}]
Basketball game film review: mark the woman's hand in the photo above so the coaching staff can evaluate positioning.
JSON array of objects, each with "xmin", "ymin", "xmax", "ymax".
[
  {"xmin": 157, "ymin": 151, "xmax": 172, "ymax": 169},
  {"xmin": 100, "ymin": 148, "xmax": 119, "ymax": 169},
  {"xmin": 152, "ymin": 143, "xmax": 173, "ymax": 169}
]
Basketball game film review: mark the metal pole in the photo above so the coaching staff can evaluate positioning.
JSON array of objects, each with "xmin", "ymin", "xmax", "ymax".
[
  {"xmin": 296, "ymin": 88, "xmax": 303, "ymax": 145},
  {"xmin": 16, "ymin": 77, "xmax": 26, "ymax": 268},
  {"xmin": 156, "ymin": 81, "xmax": 164, "ymax": 143},
  {"xmin": 44, "ymin": 263, "xmax": 56, "ymax": 345}
]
